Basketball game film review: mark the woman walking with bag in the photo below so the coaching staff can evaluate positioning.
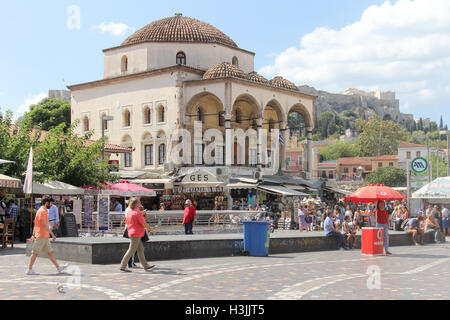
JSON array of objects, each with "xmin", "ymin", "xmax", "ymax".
[{"xmin": 120, "ymin": 198, "xmax": 156, "ymax": 273}]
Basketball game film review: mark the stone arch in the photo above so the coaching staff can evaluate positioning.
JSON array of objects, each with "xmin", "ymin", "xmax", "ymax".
[
  {"xmin": 142, "ymin": 132, "xmax": 153, "ymax": 141},
  {"xmin": 263, "ymin": 99, "xmax": 286, "ymax": 131},
  {"xmin": 123, "ymin": 109, "xmax": 131, "ymax": 127},
  {"xmin": 287, "ymin": 103, "xmax": 313, "ymax": 129},
  {"xmin": 231, "ymin": 93, "xmax": 261, "ymax": 126},
  {"xmin": 121, "ymin": 55, "xmax": 128, "ymax": 72},
  {"xmin": 143, "ymin": 105, "xmax": 152, "ymax": 124},
  {"xmin": 185, "ymin": 92, "xmax": 224, "ymax": 129}
]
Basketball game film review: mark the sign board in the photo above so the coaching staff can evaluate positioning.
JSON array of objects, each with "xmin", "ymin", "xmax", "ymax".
[
  {"xmin": 411, "ymin": 157, "xmax": 428, "ymax": 174},
  {"xmin": 83, "ymin": 196, "xmax": 94, "ymax": 228},
  {"xmin": 361, "ymin": 227, "xmax": 384, "ymax": 256},
  {"xmin": 73, "ymin": 199, "xmax": 82, "ymax": 225},
  {"xmin": 97, "ymin": 195, "xmax": 110, "ymax": 231},
  {"xmin": 182, "ymin": 170, "xmax": 219, "ymax": 183},
  {"xmin": 61, "ymin": 213, "xmax": 79, "ymax": 237}
]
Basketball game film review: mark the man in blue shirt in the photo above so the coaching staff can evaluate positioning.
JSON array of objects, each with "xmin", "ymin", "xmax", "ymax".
[
  {"xmin": 404, "ymin": 216, "xmax": 424, "ymax": 246},
  {"xmin": 6, "ymin": 200, "xmax": 19, "ymax": 221},
  {"xmin": 324, "ymin": 210, "xmax": 346, "ymax": 250},
  {"xmin": 48, "ymin": 201, "xmax": 60, "ymax": 231},
  {"xmin": 113, "ymin": 199, "xmax": 123, "ymax": 212}
]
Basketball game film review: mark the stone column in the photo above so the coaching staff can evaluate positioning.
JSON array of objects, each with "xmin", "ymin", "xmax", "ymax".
[
  {"xmin": 257, "ymin": 118, "xmax": 263, "ymax": 170},
  {"xmin": 279, "ymin": 123, "xmax": 287, "ymax": 174},
  {"xmin": 306, "ymin": 127, "xmax": 313, "ymax": 180},
  {"xmin": 225, "ymin": 115, "xmax": 232, "ymax": 167}
]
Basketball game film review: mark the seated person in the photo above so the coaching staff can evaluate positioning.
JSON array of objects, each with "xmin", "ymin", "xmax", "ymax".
[
  {"xmin": 343, "ymin": 216, "xmax": 356, "ymax": 249},
  {"xmin": 425, "ymin": 213, "xmax": 445, "ymax": 243},
  {"xmin": 324, "ymin": 211, "xmax": 346, "ymax": 250},
  {"xmin": 404, "ymin": 216, "xmax": 425, "ymax": 246}
]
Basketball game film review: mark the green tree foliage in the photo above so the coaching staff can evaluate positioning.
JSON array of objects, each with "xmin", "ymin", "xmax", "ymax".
[
  {"xmin": 0, "ymin": 109, "xmax": 39, "ymax": 179},
  {"xmin": 356, "ymin": 116, "xmax": 406, "ymax": 157},
  {"xmin": 320, "ymin": 140, "xmax": 360, "ymax": 160},
  {"xmin": 366, "ymin": 167, "xmax": 407, "ymax": 187},
  {"xmin": 19, "ymin": 98, "xmax": 71, "ymax": 132},
  {"xmin": 34, "ymin": 121, "xmax": 119, "ymax": 187}
]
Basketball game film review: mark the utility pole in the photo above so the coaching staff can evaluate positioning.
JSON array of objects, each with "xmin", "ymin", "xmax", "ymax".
[
  {"xmin": 440, "ymin": 130, "xmax": 449, "ymax": 177},
  {"xmin": 426, "ymin": 135, "xmax": 431, "ymax": 183},
  {"xmin": 407, "ymin": 160, "xmax": 411, "ymax": 215}
]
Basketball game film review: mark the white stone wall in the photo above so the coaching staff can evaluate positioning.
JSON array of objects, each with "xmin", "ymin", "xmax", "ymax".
[{"xmin": 103, "ymin": 42, "xmax": 255, "ymax": 79}]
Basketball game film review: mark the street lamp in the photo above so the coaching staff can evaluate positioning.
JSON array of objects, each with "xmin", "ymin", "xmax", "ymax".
[
  {"xmin": 101, "ymin": 116, "xmax": 114, "ymax": 161},
  {"xmin": 357, "ymin": 166, "xmax": 364, "ymax": 181}
]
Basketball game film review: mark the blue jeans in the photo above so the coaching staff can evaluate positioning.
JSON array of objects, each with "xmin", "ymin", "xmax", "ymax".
[
  {"xmin": 376, "ymin": 223, "xmax": 389, "ymax": 252},
  {"xmin": 184, "ymin": 222, "xmax": 193, "ymax": 235},
  {"xmin": 326, "ymin": 232, "xmax": 344, "ymax": 249}
]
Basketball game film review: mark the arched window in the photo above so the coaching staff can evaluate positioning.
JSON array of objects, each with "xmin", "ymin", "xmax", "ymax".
[
  {"xmin": 144, "ymin": 106, "xmax": 151, "ymax": 124},
  {"xmin": 235, "ymin": 109, "xmax": 241, "ymax": 124},
  {"xmin": 218, "ymin": 112, "xmax": 225, "ymax": 127},
  {"xmin": 83, "ymin": 116, "xmax": 89, "ymax": 132},
  {"xmin": 124, "ymin": 109, "xmax": 131, "ymax": 127},
  {"xmin": 158, "ymin": 105, "xmax": 165, "ymax": 123},
  {"xmin": 159, "ymin": 144, "xmax": 166, "ymax": 165},
  {"xmin": 197, "ymin": 107, "xmax": 203, "ymax": 122},
  {"xmin": 176, "ymin": 51, "xmax": 186, "ymax": 65},
  {"xmin": 101, "ymin": 113, "xmax": 108, "ymax": 131},
  {"xmin": 121, "ymin": 56, "xmax": 128, "ymax": 72},
  {"xmin": 232, "ymin": 56, "xmax": 239, "ymax": 67}
]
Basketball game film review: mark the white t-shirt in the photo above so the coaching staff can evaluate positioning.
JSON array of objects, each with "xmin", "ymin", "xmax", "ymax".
[{"xmin": 345, "ymin": 210, "xmax": 353, "ymax": 220}]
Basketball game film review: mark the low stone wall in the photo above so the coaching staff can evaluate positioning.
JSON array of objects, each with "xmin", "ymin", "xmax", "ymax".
[{"xmin": 26, "ymin": 232, "xmax": 438, "ymax": 265}]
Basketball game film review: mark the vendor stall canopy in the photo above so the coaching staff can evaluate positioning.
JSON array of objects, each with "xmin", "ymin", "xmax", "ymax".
[
  {"xmin": 32, "ymin": 181, "xmax": 85, "ymax": 195},
  {"xmin": 412, "ymin": 177, "xmax": 450, "ymax": 199},
  {"xmin": 0, "ymin": 174, "xmax": 21, "ymax": 188}
]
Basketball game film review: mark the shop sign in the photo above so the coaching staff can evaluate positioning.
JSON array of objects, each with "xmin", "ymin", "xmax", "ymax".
[
  {"xmin": 411, "ymin": 157, "xmax": 428, "ymax": 174},
  {"xmin": 182, "ymin": 170, "xmax": 219, "ymax": 183}
]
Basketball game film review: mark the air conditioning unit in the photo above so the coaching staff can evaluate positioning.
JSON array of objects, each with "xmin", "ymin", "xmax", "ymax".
[
  {"xmin": 253, "ymin": 170, "xmax": 263, "ymax": 181},
  {"xmin": 164, "ymin": 163, "xmax": 175, "ymax": 172},
  {"xmin": 216, "ymin": 167, "xmax": 228, "ymax": 177}
]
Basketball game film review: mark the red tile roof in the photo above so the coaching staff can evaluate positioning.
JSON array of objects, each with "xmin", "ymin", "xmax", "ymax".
[
  {"xmin": 398, "ymin": 141, "xmax": 425, "ymax": 148},
  {"xmin": 338, "ymin": 157, "xmax": 373, "ymax": 166},
  {"xmin": 372, "ymin": 155, "xmax": 398, "ymax": 161}
]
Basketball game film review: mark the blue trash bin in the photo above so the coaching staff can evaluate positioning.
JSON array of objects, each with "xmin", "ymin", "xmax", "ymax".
[{"xmin": 242, "ymin": 221, "xmax": 270, "ymax": 257}]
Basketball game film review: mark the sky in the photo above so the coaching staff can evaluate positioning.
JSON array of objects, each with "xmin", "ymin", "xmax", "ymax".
[{"xmin": 0, "ymin": 0, "xmax": 449, "ymax": 125}]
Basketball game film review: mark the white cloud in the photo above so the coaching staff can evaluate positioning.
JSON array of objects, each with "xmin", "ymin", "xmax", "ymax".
[
  {"xmin": 259, "ymin": 0, "xmax": 450, "ymax": 122},
  {"xmin": 15, "ymin": 92, "xmax": 47, "ymax": 119},
  {"xmin": 92, "ymin": 22, "xmax": 133, "ymax": 36}
]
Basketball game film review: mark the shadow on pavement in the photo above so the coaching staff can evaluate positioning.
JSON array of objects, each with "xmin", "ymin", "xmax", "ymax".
[
  {"xmin": 0, "ymin": 247, "xmax": 26, "ymax": 256},
  {"xmin": 149, "ymin": 267, "xmax": 186, "ymax": 276},
  {"xmin": 392, "ymin": 253, "xmax": 450, "ymax": 259}
]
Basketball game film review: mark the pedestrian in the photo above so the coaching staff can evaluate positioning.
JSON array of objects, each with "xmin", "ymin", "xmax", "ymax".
[
  {"xmin": 334, "ymin": 206, "xmax": 343, "ymax": 232},
  {"xmin": 353, "ymin": 208, "xmax": 363, "ymax": 230},
  {"xmin": 376, "ymin": 201, "xmax": 392, "ymax": 255},
  {"xmin": 344, "ymin": 205, "xmax": 353, "ymax": 222},
  {"xmin": 120, "ymin": 198, "xmax": 156, "ymax": 273},
  {"xmin": 27, "ymin": 195, "xmax": 68, "ymax": 275},
  {"xmin": 47, "ymin": 200, "xmax": 60, "ymax": 233},
  {"xmin": 442, "ymin": 206, "xmax": 450, "ymax": 237},
  {"xmin": 343, "ymin": 215, "xmax": 356, "ymax": 249},
  {"xmin": 183, "ymin": 199, "xmax": 196, "ymax": 235},
  {"xmin": 431, "ymin": 205, "xmax": 442, "ymax": 232},
  {"xmin": 404, "ymin": 216, "xmax": 425, "ymax": 246},
  {"xmin": 324, "ymin": 210, "xmax": 346, "ymax": 250},
  {"xmin": 298, "ymin": 205, "xmax": 308, "ymax": 232},
  {"xmin": 6, "ymin": 199, "xmax": 19, "ymax": 222},
  {"xmin": 305, "ymin": 208, "xmax": 313, "ymax": 232},
  {"xmin": 113, "ymin": 199, "xmax": 123, "ymax": 212}
]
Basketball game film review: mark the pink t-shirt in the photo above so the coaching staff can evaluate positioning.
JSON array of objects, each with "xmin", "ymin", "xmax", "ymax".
[{"xmin": 126, "ymin": 209, "xmax": 146, "ymax": 238}]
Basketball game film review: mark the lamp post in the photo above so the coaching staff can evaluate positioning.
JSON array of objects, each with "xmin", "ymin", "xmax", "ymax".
[
  {"xmin": 440, "ymin": 130, "xmax": 450, "ymax": 176},
  {"xmin": 101, "ymin": 116, "xmax": 114, "ymax": 161}
]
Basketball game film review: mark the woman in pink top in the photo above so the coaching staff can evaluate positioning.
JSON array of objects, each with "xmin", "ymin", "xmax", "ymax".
[{"xmin": 120, "ymin": 198, "xmax": 156, "ymax": 272}]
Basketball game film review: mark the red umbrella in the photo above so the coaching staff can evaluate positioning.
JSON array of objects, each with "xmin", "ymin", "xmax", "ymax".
[
  {"xmin": 345, "ymin": 184, "xmax": 406, "ymax": 203},
  {"xmin": 108, "ymin": 180, "xmax": 156, "ymax": 197}
]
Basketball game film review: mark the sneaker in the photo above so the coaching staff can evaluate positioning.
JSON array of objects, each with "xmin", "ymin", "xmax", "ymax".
[
  {"xmin": 27, "ymin": 269, "xmax": 39, "ymax": 276},
  {"xmin": 385, "ymin": 251, "xmax": 392, "ymax": 255},
  {"xmin": 57, "ymin": 264, "xmax": 69, "ymax": 273},
  {"xmin": 120, "ymin": 268, "xmax": 132, "ymax": 273},
  {"xmin": 144, "ymin": 265, "xmax": 156, "ymax": 271}
]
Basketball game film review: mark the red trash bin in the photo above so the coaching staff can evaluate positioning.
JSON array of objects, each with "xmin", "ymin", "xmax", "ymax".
[{"xmin": 361, "ymin": 227, "xmax": 384, "ymax": 256}]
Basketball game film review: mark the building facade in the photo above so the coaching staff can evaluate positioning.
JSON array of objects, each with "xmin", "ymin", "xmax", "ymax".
[{"xmin": 68, "ymin": 14, "xmax": 315, "ymax": 180}]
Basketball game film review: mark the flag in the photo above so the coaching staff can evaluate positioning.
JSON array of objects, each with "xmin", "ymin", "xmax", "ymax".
[
  {"xmin": 279, "ymin": 132, "xmax": 285, "ymax": 146},
  {"xmin": 23, "ymin": 147, "xmax": 33, "ymax": 194}
]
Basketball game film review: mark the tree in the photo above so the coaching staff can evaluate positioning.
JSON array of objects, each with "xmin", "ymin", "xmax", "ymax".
[
  {"xmin": 356, "ymin": 116, "xmax": 406, "ymax": 157},
  {"xmin": 19, "ymin": 98, "xmax": 71, "ymax": 132},
  {"xmin": 440, "ymin": 115, "xmax": 444, "ymax": 129},
  {"xmin": 0, "ymin": 109, "xmax": 39, "ymax": 179},
  {"xmin": 320, "ymin": 140, "xmax": 360, "ymax": 160},
  {"xmin": 34, "ymin": 121, "xmax": 119, "ymax": 187},
  {"xmin": 366, "ymin": 167, "xmax": 407, "ymax": 187},
  {"xmin": 418, "ymin": 118, "xmax": 424, "ymax": 131}
]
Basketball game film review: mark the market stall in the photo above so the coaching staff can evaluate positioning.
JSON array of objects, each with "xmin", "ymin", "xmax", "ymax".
[{"xmin": 412, "ymin": 177, "xmax": 450, "ymax": 211}]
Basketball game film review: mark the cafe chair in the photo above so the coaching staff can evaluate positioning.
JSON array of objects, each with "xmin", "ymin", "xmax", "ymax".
[{"xmin": 2, "ymin": 218, "xmax": 16, "ymax": 249}]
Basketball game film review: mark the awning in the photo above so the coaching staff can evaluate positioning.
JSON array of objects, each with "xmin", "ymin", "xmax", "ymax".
[
  {"xmin": 283, "ymin": 184, "xmax": 309, "ymax": 192},
  {"xmin": 322, "ymin": 187, "xmax": 352, "ymax": 196},
  {"xmin": 227, "ymin": 182, "xmax": 258, "ymax": 189},
  {"xmin": 133, "ymin": 179, "xmax": 173, "ymax": 185},
  {"xmin": 0, "ymin": 174, "xmax": 21, "ymax": 188},
  {"xmin": 258, "ymin": 185, "xmax": 309, "ymax": 196},
  {"xmin": 32, "ymin": 181, "xmax": 85, "ymax": 195}
]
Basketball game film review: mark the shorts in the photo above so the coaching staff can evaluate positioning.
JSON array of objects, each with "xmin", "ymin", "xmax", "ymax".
[
  {"xmin": 443, "ymin": 218, "xmax": 449, "ymax": 229},
  {"xmin": 32, "ymin": 238, "xmax": 53, "ymax": 254}
]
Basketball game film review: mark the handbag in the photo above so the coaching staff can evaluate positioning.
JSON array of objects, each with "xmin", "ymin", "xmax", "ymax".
[
  {"xmin": 123, "ymin": 224, "xmax": 129, "ymax": 238},
  {"xmin": 142, "ymin": 230, "xmax": 149, "ymax": 242}
]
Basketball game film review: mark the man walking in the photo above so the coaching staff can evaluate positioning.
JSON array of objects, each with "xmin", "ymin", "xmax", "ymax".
[
  {"xmin": 183, "ymin": 200, "xmax": 196, "ymax": 235},
  {"xmin": 48, "ymin": 200, "xmax": 60, "ymax": 234},
  {"xmin": 27, "ymin": 195, "xmax": 68, "ymax": 275}
]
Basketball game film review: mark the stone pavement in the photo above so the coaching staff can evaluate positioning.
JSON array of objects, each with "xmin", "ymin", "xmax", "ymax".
[{"xmin": 0, "ymin": 239, "xmax": 449, "ymax": 300}]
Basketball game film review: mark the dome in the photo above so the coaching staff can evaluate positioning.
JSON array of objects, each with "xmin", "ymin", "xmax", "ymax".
[
  {"xmin": 203, "ymin": 62, "xmax": 248, "ymax": 80},
  {"xmin": 270, "ymin": 76, "xmax": 298, "ymax": 91},
  {"xmin": 122, "ymin": 14, "xmax": 238, "ymax": 48},
  {"xmin": 247, "ymin": 72, "xmax": 269, "ymax": 84}
]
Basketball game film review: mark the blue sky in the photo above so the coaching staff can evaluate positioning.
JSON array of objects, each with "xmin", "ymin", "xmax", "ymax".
[{"xmin": 1, "ymin": 0, "xmax": 449, "ymax": 125}]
